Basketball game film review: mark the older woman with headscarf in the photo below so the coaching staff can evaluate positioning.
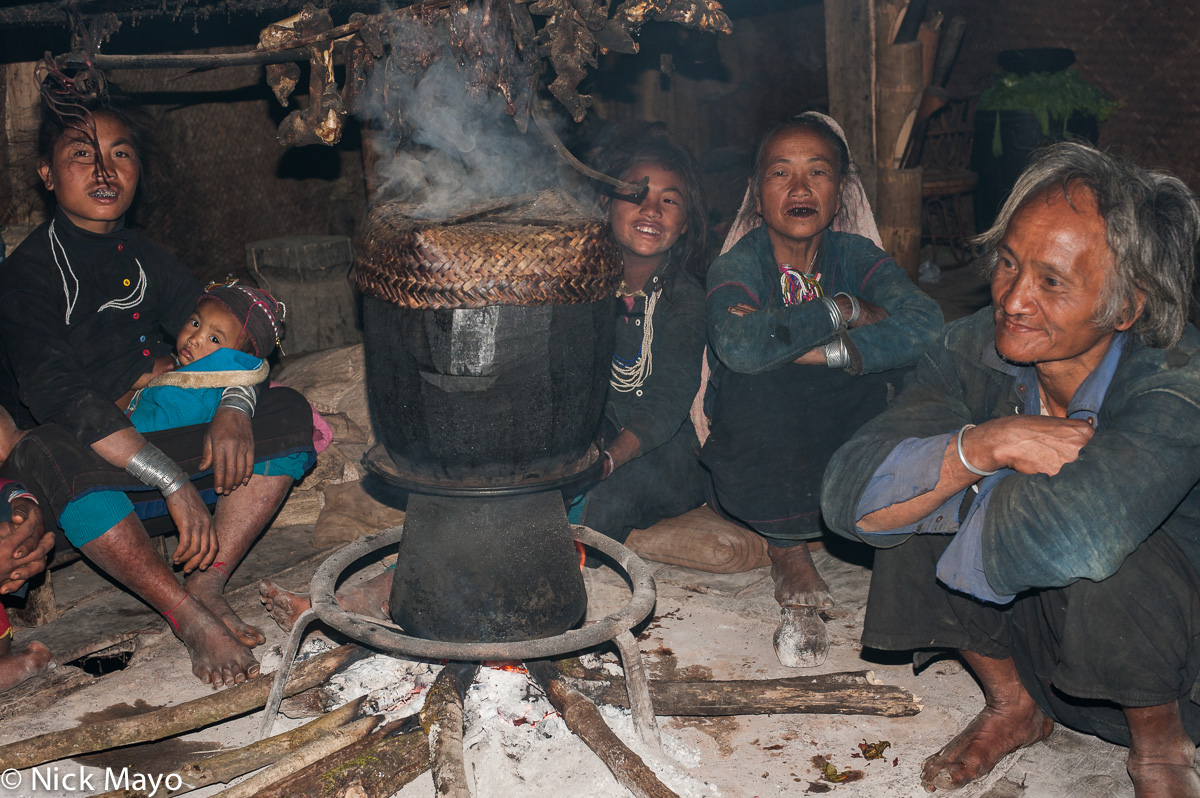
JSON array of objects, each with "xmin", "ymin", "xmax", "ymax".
[{"xmin": 701, "ymin": 113, "xmax": 943, "ymax": 667}]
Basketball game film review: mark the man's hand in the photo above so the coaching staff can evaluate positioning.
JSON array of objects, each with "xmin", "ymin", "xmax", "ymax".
[
  {"xmin": 965, "ymin": 416, "xmax": 1095, "ymax": 477},
  {"xmin": 166, "ymin": 483, "xmax": 218, "ymax": 573},
  {"xmin": 834, "ymin": 294, "xmax": 889, "ymax": 328},
  {"xmin": 0, "ymin": 497, "xmax": 54, "ymax": 594},
  {"xmin": 201, "ymin": 407, "xmax": 255, "ymax": 495}
]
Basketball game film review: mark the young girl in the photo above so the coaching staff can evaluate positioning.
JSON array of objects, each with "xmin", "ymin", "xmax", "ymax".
[
  {"xmin": 704, "ymin": 113, "xmax": 943, "ymax": 667},
  {"xmin": 570, "ymin": 130, "xmax": 711, "ymax": 551},
  {"xmin": 126, "ymin": 281, "xmax": 285, "ymax": 433}
]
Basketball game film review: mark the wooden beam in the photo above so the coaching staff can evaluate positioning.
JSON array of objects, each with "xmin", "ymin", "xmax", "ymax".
[{"xmin": 825, "ymin": 0, "xmax": 876, "ymax": 204}]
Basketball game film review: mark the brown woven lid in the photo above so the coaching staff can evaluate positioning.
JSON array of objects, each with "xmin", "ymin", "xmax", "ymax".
[{"xmin": 355, "ymin": 199, "xmax": 621, "ymax": 310}]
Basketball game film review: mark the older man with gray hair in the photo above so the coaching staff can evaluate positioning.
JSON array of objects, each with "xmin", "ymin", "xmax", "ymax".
[{"xmin": 822, "ymin": 142, "xmax": 1200, "ymax": 797}]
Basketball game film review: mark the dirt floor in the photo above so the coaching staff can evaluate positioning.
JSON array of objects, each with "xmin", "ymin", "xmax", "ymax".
[
  {"xmin": 0, "ymin": 262, "xmax": 1152, "ymax": 797},
  {"xmin": 0, "ymin": 523, "xmax": 1141, "ymax": 798}
]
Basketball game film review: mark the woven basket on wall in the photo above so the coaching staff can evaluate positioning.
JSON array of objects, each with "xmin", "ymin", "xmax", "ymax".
[{"xmin": 355, "ymin": 201, "xmax": 621, "ymax": 310}]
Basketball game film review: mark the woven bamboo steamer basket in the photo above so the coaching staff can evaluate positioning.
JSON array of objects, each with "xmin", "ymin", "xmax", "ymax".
[{"xmin": 355, "ymin": 197, "xmax": 621, "ymax": 310}]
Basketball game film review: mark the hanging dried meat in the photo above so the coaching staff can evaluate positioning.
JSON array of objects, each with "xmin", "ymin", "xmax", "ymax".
[{"xmin": 528, "ymin": 0, "xmax": 731, "ymax": 122}]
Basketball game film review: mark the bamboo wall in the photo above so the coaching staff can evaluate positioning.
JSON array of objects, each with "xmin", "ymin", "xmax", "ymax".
[{"xmin": 0, "ymin": 49, "xmax": 364, "ymax": 283}]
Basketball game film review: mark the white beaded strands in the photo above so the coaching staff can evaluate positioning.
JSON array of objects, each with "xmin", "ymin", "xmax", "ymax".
[{"xmin": 609, "ymin": 286, "xmax": 659, "ymax": 393}]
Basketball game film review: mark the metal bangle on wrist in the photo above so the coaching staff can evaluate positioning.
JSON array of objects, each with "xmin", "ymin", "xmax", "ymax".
[
  {"xmin": 956, "ymin": 424, "xmax": 999, "ymax": 477},
  {"xmin": 822, "ymin": 337, "xmax": 850, "ymax": 369},
  {"xmin": 819, "ymin": 296, "xmax": 847, "ymax": 335},
  {"xmin": 219, "ymin": 385, "xmax": 257, "ymax": 417},
  {"xmin": 834, "ymin": 292, "xmax": 860, "ymax": 326},
  {"xmin": 126, "ymin": 443, "xmax": 190, "ymax": 497}
]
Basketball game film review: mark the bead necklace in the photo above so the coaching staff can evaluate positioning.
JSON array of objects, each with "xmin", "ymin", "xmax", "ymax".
[
  {"xmin": 610, "ymin": 276, "xmax": 660, "ymax": 393},
  {"xmin": 778, "ymin": 245, "xmax": 823, "ymax": 307}
]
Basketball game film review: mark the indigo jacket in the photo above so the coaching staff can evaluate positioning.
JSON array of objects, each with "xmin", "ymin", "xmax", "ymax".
[
  {"xmin": 706, "ymin": 227, "xmax": 942, "ymax": 375},
  {"xmin": 822, "ymin": 308, "xmax": 1200, "ymax": 598},
  {"xmin": 0, "ymin": 209, "xmax": 201, "ymax": 444}
]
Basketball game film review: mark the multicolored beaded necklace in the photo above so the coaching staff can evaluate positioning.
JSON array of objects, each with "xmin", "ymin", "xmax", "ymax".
[{"xmin": 778, "ymin": 245, "xmax": 823, "ymax": 307}]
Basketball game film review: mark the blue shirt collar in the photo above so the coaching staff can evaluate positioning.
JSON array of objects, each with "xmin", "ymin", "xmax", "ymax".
[{"xmin": 982, "ymin": 330, "xmax": 1129, "ymax": 424}]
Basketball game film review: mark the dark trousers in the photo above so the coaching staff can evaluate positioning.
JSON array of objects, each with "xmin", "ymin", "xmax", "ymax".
[
  {"xmin": 580, "ymin": 420, "xmax": 706, "ymax": 545},
  {"xmin": 1, "ymin": 385, "xmax": 315, "ymax": 549},
  {"xmin": 864, "ymin": 531, "xmax": 1200, "ymax": 747},
  {"xmin": 702, "ymin": 364, "xmax": 904, "ymax": 544}
]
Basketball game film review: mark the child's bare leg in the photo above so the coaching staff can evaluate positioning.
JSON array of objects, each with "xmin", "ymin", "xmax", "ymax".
[
  {"xmin": 0, "ymin": 635, "xmax": 53, "ymax": 692},
  {"xmin": 260, "ymin": 571, "xmax": 394, "ymax": 632}
]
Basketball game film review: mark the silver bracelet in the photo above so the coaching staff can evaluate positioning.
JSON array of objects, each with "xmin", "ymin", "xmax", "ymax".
[
  {"xmin": 956, "ymin": 424, "xmax": 998, "ymax": 477},
  {"xmin": 819, "ymin": 296, "xmax": 847, "ymax": 335},
  {"xmin": 834, "ymin": 292, "xmax": 860, "ymax": 325},
  {"xmin": 822, "ymin": 337, "xmax": 849, "ymax": 369},
  {"xmin": 126, "ymin": 443, "xmax": 190, "ymax": 497},
  {"xmin": 219, "ymin": 385, "xmax": 257, "ymax": 417}
]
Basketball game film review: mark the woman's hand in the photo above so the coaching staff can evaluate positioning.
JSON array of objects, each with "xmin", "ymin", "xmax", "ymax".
[
  {"xmin": 727, "ymin": 303, "xmax": 758, "ymax": 317},
  {"xmin": 166, "ymin": 483, "xmax": 218, "ymax": 573},
  {"xmin": 0, "ymin": 497, "xmax": 55, "ymax": 594},
  {"xmin": 834, "ymin": 294, "xmax": 889, "ymax": 328},
  {"xmin": 201, "ymin": 408, "xmax": 255, "ymax": 495},
  {"xmin": 792, "ymin": 348, "xmax": 827, "ymax": 365}
]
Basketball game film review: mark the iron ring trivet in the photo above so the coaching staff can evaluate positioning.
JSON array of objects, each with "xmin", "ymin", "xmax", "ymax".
[{"xmin": 260, "ymin": 524, "xmax": 662, "ymax": 753}]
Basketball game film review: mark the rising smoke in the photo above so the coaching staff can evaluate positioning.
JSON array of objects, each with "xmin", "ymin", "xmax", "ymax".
[{"xmin": 361, "ymin": 3, "xmax": 566, "ymax": 220}]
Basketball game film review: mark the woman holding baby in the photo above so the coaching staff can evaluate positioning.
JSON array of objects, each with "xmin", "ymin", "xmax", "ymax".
[{"xmin": 0, "ymin": 66, "xmax": 314, "ymax": 688}]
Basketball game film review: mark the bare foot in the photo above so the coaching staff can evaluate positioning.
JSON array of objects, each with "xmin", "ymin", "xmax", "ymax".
[
  {"xmin": 170, "ymin": 593, "xmax": 260, "ymax": 687},
  {"xmin": 921, "ymin": 700, "xmax": 1054, "ymax": 790},
  {"xmin": 260, "ymin": 574, "xmax": 393, "ymax": 633},
  {"xmin": 768, "ymin": 542, "xmax": 833, "ymax": 608},
  {"xmin": 1126, "ymin": 704, "xmax": 1200, "ymax": 798},
  {"xmin": 774, "ymin": 606, "xmax": 828, "ymax": 668},
  {"xmin": 0, "ymin": 641, "xmax": 53, "ymax": 691},
  {"xmin": 1128, "ymin": 762, "xmax": 1200, "ymax": 798},
  {"xmin": 259, "ymin": 579, "xmax": 312, "ymax": 633},
  {"xmin": 187, "ymin": 570, "xmax": 265, "ymax": 647}
]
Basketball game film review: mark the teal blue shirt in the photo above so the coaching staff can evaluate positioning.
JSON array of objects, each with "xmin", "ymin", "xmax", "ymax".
[{"xmin": 706, "ymin": 227, "xmax": 942, "ymax": 375}]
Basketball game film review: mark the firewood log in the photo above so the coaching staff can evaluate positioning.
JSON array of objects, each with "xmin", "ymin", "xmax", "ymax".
[
  {"xmin": 93, "ymin": 696, "xmax": 369, "ymax": 798},
  {"xmin": 420, "ymin": 663, "xmax": 479, "ymax": 798},
  {"xmin": 212, "ymin": 716, "xmax": 380, "ymax": 798},
  {"xmin": 526, "ymin": 660, "xmax": 681, "ymax": 798},
  {"xmin": 0, "ymin": 643, "xmax": 370, "ymax": 771},
  {"xmin": 249, "ymin": 717, "xmax": 430, "ymax": 798},
  {"xmin": 561, "ymin": 668, "xmax": 922, "ymax": 718}
]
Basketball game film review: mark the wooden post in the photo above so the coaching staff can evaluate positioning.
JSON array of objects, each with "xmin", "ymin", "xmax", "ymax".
[
  {"xmin": 874, "ymin": 0, "xmax": 924, "ymax": 281},
  {"xmin": 1, "ymin": 59, "xmax": 44, "ymax": 230},
  {"xmin": 825, "ymin": 0, "xmax": 877, "ymax": 205},
  {"xmin": 876, "ymin": 166, "xmax": 923, "ymax": 280}
]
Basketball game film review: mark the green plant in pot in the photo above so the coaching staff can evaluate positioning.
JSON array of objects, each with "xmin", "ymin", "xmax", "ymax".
[
  {"xmin": 980, "ymin": 68, "xmax": 1119, "ymax": 156},
  {"xmin": 972, "ymin": 48, "xmax": 1119, "ymax": 228}
]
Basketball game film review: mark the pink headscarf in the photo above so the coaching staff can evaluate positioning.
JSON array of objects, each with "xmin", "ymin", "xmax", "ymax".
[{"xmin": 690, "ymin": 112, "xmax": 881, "ymax": 444}]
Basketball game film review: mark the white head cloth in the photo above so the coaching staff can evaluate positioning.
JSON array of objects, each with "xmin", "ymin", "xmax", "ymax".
[{"xmin": 719, "ymin": 111, "xmax": 882, "ymax": 255}]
